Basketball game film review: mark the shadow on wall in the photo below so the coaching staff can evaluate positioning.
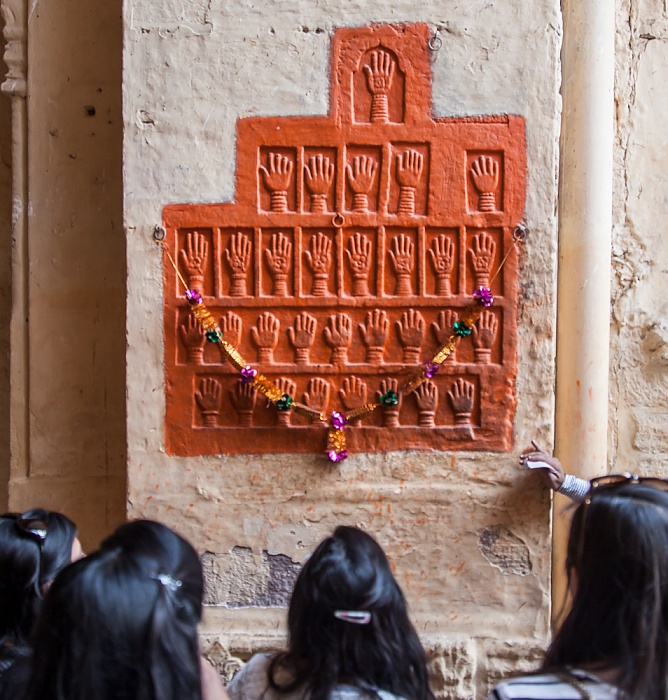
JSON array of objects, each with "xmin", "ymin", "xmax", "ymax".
[{"xmin": 0, "ymin": 0, "xmax": 126, "ymax": 548}]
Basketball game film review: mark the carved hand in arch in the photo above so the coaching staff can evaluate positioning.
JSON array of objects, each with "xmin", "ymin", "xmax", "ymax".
[
  {"xmin": 274, "ymin": 377, "xmax": 296, "ymax": 426},
  {"xmin": 303, "ymin": 378, "xmax": 330, "ymax": 419},
  {"xmin": 363, "ymin": 49, "xmax": 395, "ymax": 96},
  {"xmin": 219, "ymin": 312, "xmax": 242, "ymax": 351},
  {"xmin": 304, "ymin": 154, "xmax": 334, "ymax": 196},
  {"xmin": 305, "ymin": 232, "xmax": 332, "ymax": 295},
  {"xmin": 251, "ymin": 312, "xmax": 279, "ymax": 363},
  {"xmin": 346, "ymin": 232, "xmax": 372, "ymax": 296},
  {"xmin": 265, "ymin": 232, "xmax": 292, "ymax": 296},
  {"xmin": 470, "ymin": 232, "xmax": 496, "ymax": 287},
  {"xmin": 396, "ymin": 150, "xmax": 423, "ymax": 188},
  {"xmin": 470, "ymin": 156, "xmax": 499, "ymax": 211},
  {"xmin": 389, "ymin": 234, "xmax": 414, "ymax": 296},
  {"xmin": 428, "ymin": 235, "xmax": 455, "ymax": 295},
  {"xmin": 432, "ymin": 310, "xmax": 459, "ymax": 362},
  {"xmin": 339, "ymin": 376, "xmax": 368, "ymax": 424},
  {"xmin": 396, "ymin": 309, "xmax": 425, "ymax": 363},
  {"xmin": 179, "ymin": 231, "xmax": 208, "ymax": 292},
  {"xmin": 473, "ymin": 310, "xmax": 498, "ymax": 350},
  {"xmin": 324, "ymin": 313, "xmax": 352, "ymax": 364},
  {"xmin": 179, "ymin": 314, "xmax": 205, "ymax": 365},
  {"xmin": 378, "ymin": 378, "xmax": 401, "ymax": 428},
  {"xmin": 347, "ymin": 155, "xmax": 377, "ymax": 211},
  {"xmin": 359, "ymin": 309, "xmax": 389, "ymax": 365},
  {"xmin": 448, "ymin": 378, "xmax": 475, "ymax": 421},
  {"xmin": 230, "ymin": 381, "xmax": 257, "ymax": 426},
  {"xmin": 225, "ymin": 232, "xmax": 251, "ymax": 296},
  {"xmin": 195, "ymin": 378, "xmax": 222, "ymax": 427},
  {"xmin": 288, "ymin": 312, "xmax": 317, "ymax": 365},
  {"xmin": 260, "ymin": 153, "xmax": 293, "ymax": 212}
]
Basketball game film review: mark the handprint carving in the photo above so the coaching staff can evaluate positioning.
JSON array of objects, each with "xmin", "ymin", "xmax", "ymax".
[
  {"xmin": 359, "ymin": 309, "xmax": 389, "ymax": 365},
  {"xmin": 288, "ymin": 312, "xmax": 317, "ymax": 365},
  {"xmin": 363, "ymin": 49, "xmax": 395, "ymax": 123},
  {"xmin": 274, "ymin": 377, "xmax": 296, "ymax": 427},
  {"xmin": 396, "ymin": 150, "xmax": 423, "ymax": 215},
  {"xmin": 346, "ymin": 232, "xmax": 372, "ymax": 297},
  {"xmin": 389, "ymin": 234, "xmax": 414, "ymax": 296},
  {"xmin": 230, "ymin": 381, "xmax": 257, "ymax": 427},
  {"xmin": 414, "ymin": 380, "xmax": 438, "ymax": 428},
  {"xmin": 473, "ymin": 310, "xmax": 498, "ymax": 363},
  {"xmin": 470, "ymin": 232, "xmax": 496, "ymax": 288},
  {"xmin": 260, "ymin": 153, "xmax": 293, "ymax": 213},
  {"xmin": 179, "ymin": 315, "xmax": 205, "ymax": 365},
  {"xmin": 179, "ymin": 231, "xmax": 209, "ymax": 294},
  {"xmin": 324, "ymin": 313, "xmax": 352, "ymax": 364},
  {"xmin": 470, "ymin": 155, "xmax": 500, "ymax": 212},
  {"xmin": 428, "ymin": 235, "xmax": 455, "ymax": 296},
  {"xmin": 219, "ymin": 312, "xmax": 242, "ymax": 351},
  {"xmin": 303, "ymin": 378, "xmax": 330, "ymax": 424},
  {"xmin": 265, "ymin": 232, "xmax": 292, "ymax": 297},
  {"xmin": 304, "ymin": 155, "xmax": 334, "ymax": 213},
  {"xmin": 396, "ymin": 309, "xmax": 425, "ymax": 364},
  {"xmin": 432, "ymin": 310, "xmax": 459, "ymax": 363},
  {"xmin": 304, "ymin": 232, "xmax": 332, "ymax": 296},
  {"xmin": 195, "ymin": 378, "xmax": 222, "ymax": 428},
  {"xmin": 346, "ymin": 156, "xmax": 377, "ymax": 212},
  {"xmin": 377, "ymin": 378, "xmax": 401, "ymax": 428},
  {"xmin": 224, "ymin": 232, "xmax": 252, "ymax": 297},
  {"xmin": 448, "ymin": 378, "xmax": 475, "ymax": 426},
  {"xmin": 339, "ymin": 376, "xmax": 368, "ymax": 425},
  {"xmin": 251, "ymin": 312, "xmax": 279, "ymax": 363}
]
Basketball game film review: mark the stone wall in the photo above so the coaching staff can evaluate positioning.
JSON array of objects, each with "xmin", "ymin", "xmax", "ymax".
[
  {"xmin": 0, "ymin": 31, "xmax": 11, "ymax": 511},
  {"xmin": 1, "ymin": 0, "xmax": 126, "ymax": 548},
  {"xmin": 124, "ymin": 2, "xmax": 561, "ymax": 696},
  {"xmin": 610, "ymin": 0, "xmax": 668, "ymax": 477}
]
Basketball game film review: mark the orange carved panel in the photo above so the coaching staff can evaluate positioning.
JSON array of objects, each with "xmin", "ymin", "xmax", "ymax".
[{"xmin": 163, "ymin": 23, "xmax": 525, "ymax": 456}]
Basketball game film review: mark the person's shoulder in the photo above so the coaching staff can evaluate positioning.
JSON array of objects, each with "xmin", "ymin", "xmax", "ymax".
[
  {"xmin": 227, "ymin": 653, "xmax": 274, "ymax": 700},
  {"xmin": 489, "ymin": 671, "xmax": 621, "ymax": 699}
]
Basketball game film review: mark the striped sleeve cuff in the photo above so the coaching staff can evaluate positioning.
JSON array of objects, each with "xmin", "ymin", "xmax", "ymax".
[{"xmin": 557, "ymin": 474, "xmax": 591, "ymax": 503}]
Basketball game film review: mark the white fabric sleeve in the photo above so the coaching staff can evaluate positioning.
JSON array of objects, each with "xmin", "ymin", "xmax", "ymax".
[{"xmin": 557, "ymin": 474, "xmax": 591, "ymax": 503}]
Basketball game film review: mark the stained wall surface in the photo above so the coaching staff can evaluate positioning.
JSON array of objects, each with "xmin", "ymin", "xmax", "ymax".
[
  {"xmin": 0, "ymin": 32, "xmax": 11, "ymax": 512},
  {"xmin": 3, "ymin": 0, "xmax": 126, "ymax": 548},
  {"xmin": 610, "ymin": 0, "xmax": 668, "ymax": 478},
  {"xmin": 124, "ymin": 3, "xmax": 561, "ymax": 696}
]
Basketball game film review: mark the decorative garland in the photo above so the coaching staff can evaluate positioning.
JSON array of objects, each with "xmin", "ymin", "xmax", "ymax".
[{"xmin": 160, "ymin": 227, "xmax": 526, "ymax": 461}]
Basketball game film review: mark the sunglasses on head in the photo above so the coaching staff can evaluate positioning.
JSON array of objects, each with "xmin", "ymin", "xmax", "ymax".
[{"xmin": 585, "ymin": 473, "xmax": 668, "ymax": 504}]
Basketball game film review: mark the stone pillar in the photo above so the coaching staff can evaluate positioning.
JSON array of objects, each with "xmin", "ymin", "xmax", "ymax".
[
  {"xmin": 553, "ymin": 0, "xmax": 615, "ymax": 622},
  {"xmin": 1, "ymin": 0, "xmax": 126, "ymax": 548}
]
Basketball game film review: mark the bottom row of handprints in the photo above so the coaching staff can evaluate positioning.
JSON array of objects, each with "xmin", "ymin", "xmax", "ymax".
[{"xmin": 192, "ymin": 376, "xmax": 477, "ymax": 429}]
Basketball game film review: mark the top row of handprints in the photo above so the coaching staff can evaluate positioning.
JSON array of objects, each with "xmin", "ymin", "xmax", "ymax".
[{"xmin": 257, "ymin": 149, "xmax": 504, "ymax": 217}]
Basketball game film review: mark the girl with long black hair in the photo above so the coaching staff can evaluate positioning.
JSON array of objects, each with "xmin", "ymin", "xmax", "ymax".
[
  {"xmin": 26, "ymin": 519, "xmax": 226, "ymax": 700},
  {"xmin": 227, "ymin": 525, "xmax": 434, "ymax": 700},
  {"xmin": 0, "ymin": 509, "xmax": 80, "ymax": 691},
  {"xmin": 490, "ymin": 478, "xmax": 668, "ymax": 699}
]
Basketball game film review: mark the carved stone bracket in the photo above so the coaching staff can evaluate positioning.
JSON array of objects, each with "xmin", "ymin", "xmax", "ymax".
[{"xmin": 1, "ymin": 0, "xmax": 27, "ymax": 97}]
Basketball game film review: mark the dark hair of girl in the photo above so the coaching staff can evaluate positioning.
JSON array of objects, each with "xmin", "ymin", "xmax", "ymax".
[
  {"xmin": 268, "ymin": 525, "xmax": 434, "ymax": 700},
  {"xmin": 0, "ymin": 509, "xmax": 77, "ymax": 648},
  {"xmin": 542, "ymin": 483, "xmax": 668, "ymax": 698},
  {"xmin": 26, "ymin": 519, "xmax": 204, "ymax": 700}
]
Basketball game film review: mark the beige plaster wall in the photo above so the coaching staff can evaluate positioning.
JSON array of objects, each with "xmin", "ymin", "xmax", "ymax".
[
  {"xmin": 3, "ymin": 0, "xmax": 126, "ymax": 549},
  {"xmin": 610, "ymin": 0, "xmax": 668, "ymax": 476},
  {"xmin": 124, "ymin": 2, "xmax": 561, "ymax": 696},
  {"xmin": 0, "ymin": 29, "xmax": 11, "ymax": 512}
]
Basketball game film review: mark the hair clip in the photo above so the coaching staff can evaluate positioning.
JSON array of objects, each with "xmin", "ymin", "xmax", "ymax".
[
  {"xmin": 152, "ymin": 573, "xmax": 182, "ymax": 593},
  {"xmin": 334, "ymin": 610, "xmax": 371, "ymax": 625}
]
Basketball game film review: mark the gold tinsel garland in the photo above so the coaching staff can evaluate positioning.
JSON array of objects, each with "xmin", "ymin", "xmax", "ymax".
[{"xmin": 160, "ymin": 227, "xmax": 525, "ymax": 461}]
